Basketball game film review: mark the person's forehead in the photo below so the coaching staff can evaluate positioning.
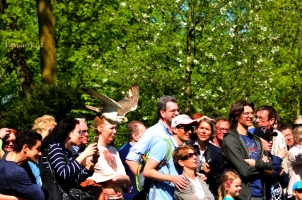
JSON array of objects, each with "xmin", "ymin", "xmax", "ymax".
[
  {"xmin": 166, "ymin": 101, "xmax": 178, "ymax": 109},
  {"xmin": 243, "ymin": 106, "xmax": 253, "ymax": 111},
  {"xmin": 256, "ymin": 110, "xmax": 269, "ymax": 117},
  {"xmin": 79, "ymin": 121, "xmax": 88, "ymax": 129},
  {"xmin": 295, "ymin": 118, "xmax": 302, "ymax": 124},
  {"xmin": 217, "ymin": 120, "xmax": 230, "ymax": 127}
]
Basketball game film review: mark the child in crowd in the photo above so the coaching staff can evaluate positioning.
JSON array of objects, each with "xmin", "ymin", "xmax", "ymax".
[
  {"xmin": 218, "ymin": 169, "xmax": 242, "ymax": 200},
  {"xmin": 292, "ymin": 181, "xmax": 302, "ymax": 200}
]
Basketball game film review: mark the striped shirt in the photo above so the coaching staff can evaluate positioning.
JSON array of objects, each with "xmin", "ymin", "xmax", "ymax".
[{"xmin": 42, "ymin": 142, "xmax": 91, "ymax": 182}]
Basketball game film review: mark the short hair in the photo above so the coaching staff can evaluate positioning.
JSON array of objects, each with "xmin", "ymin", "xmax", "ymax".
[
  {"xmin": 173, "ymin": 145, "xmax": 194, "ymax": 168},
  {"xmin": 127, "ymin": 121, "xmax": 145, "ymax": 141},
  {"xmin": 32, "ymin": 115, "xmax": 57, "ymax": 138},
  {"xmin": 156, "ymin": 96, "xmax": 178, "ymax": 119},
  {"xmin": 218, "ymin": 169, "xmax": 241, "ymax": 200},
  {"xmin": 42, "ymin": 118, "xmax": 79, "ymax": 150},
  {"xmin": 228, "ymin": 100, "xmax": 254, "ymax": 129},
  {"xmin": 13, "ymin": 129, "xmax": 42, "ymax": 153},
  {"xmin": 293, "ymin": 126, "xmax": 302, "ymax": 143},
  {"xmin": 256, "ymin": 105, "xmax": 278, "ymax": 122},
  {"xmin": 215, "ymin": 118, "xmax": 229, "ymax": 126},
  {"xmin": 278, "ymin": 123, "xmax": 293, "ymax": 132}
]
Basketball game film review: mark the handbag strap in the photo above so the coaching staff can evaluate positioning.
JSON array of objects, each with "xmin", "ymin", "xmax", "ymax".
[{"xmin": 44, "ymin": 149, "xmax": 67, "ymax": 194}]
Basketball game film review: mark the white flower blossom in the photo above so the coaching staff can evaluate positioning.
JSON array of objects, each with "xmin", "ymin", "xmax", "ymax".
[
  {"xmin": 179, "ymin": 50, "xmax": 182, "ymax": 54},
  {"xmin": 237, "ymin": 61, "xmax": 242, "ymax": 65},
  {"xmin": 121, "ymin": 2, "xmax": 126, "ymax": 6},
  {"xmin": 103, "ymin": 78, "xmax": 108, "ymax": 82},
  {"xmin": 116, "ymin": 46, "xmax": 121, "ymax": 51}
]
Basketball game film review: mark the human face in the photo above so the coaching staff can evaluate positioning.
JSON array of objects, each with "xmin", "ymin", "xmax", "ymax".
[
  {"xmin": 260, "ymin": 137, "xmax": 273, "ymax": 152},
  {"xmin": 132, "ymin": 124, "xmax": 146, "ymax": 143},
  {"xmin": 99, "ymin": 120, "xmax": 117, "ymax": 145},
  {"xmin": 179, "ymin": 149, "xmax": 198, "ymax": 169},
  {"xmin": 238, "ymin": 106, "xmax": 254, "ymax": 128},
  {"xmin": 282, "ymin": 128, "xmax": 294, "ymax": 147},
  {"xmin": 79, "ymin": 121, "xmax": 89, "ymax": 145},
  {"xmin": 215, "ymin": 120, "xmax": 230, "ymax": 141},
  {"xmin": 175, "ymin": 125, "xmax": 193, "ymax": 142},
  {"xmin": 3, "ymin": 132, "xmax": 16, "ymax": 152},
  {"xmin": 293, "ymin": 189, "xmax": 302, "ymax": 200},
  {"xmin": 26, "ymin": 140, "xmax": 42, "ymax": 163},
  {"xmin": 226, "ymin": 178, "xmax": 242, "ymax": 198},
  {"xmin": 68, "ymin": 124, "xmax": 82, "ymax": 146},
  {"xmin": 195, "ymin": 121, "xmax": 212, "ymax": 143},
  {"xmin": 160, "ymin": 101, "xmax": 179, "ymax": 125},
  {"xmin": 256, "ymin": 110, "xmax": 273, "ymax": 127}
]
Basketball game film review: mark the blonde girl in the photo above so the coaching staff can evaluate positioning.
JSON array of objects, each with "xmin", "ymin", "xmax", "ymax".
[{"xmin": 218, "ymin": 169, "xmax": 242, "ymax": 200}]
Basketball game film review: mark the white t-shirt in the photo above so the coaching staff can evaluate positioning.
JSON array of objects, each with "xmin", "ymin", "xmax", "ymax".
[{"xmin": 188, "ymin": 177, "xmax": 205, "ymax": 200}]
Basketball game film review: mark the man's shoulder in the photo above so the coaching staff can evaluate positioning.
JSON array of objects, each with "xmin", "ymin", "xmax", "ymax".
[{"xmin": 145, "ymin": 121, "xmax": 165, "ymax": 132}]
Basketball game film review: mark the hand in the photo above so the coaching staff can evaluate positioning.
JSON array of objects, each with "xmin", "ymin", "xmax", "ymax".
[
  {"xmin": 244, "ymin": 159, "xmax": 256, "ymax": 166},
  {"xmin": 202, "ymin": 162, "xmax": 211, "ymax": 174},
  {"xmin": 0, "ymin": 128, "xmax": 10, "ymax": 140},
  {"xmin": 196, "ymin": 173, "xmax": 207, "ymax": 181},
  {"xmin": 279, "ymin": 168, "xmax": 284, "ymax": 176},
  {"xmin": 82, "ymin": 143, "xmax": 98, "ymax": 158},
  {"xmin": 262, "ymin": 155, "xmax": 269, "ymax": 162},
  {"xmin": 277, "ymin": 145, "xmax": 288, "ymax": 159},
  {"xmin": 171, "ymin": 174, "xmax": 188, "ymax": 191}
]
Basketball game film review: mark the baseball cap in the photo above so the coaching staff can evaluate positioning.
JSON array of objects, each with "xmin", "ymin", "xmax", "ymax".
[
  {"xmin": 171, "ymin": 115, "xmax": 199, "ymax": 128},
  {"xmin": 253, "ymin": 126, "xmax": 278, "ymax": 140},
  {"xmin": 293, "ymin": 181, "xmax": 302, "ymax": 191}
]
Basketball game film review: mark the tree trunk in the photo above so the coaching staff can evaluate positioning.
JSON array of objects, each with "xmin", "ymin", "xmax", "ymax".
[
  {"xmin": 36, "ymin": 0, "xmax": 57, "ymax": 84},
  {"xmin": 10, "ymin": 48, "xmax": 35, "ymax": 100}
]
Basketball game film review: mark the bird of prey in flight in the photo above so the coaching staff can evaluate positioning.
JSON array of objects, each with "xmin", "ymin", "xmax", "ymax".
[{"xmin": 82, "ymin": 84, "xmax": 139, "ymax": 124}]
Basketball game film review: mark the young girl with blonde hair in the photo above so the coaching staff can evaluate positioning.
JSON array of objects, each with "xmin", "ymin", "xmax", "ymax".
[{"xmin": 218, "ymin": 169, "xmax": 242, "ymax": 200}]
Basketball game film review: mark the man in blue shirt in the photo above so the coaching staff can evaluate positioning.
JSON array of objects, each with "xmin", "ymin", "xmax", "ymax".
[
  {"xmin": 118, "ymin": 121, "xmax": 146, "ymax": 200},
  {"xmin": 126, "ymin": 96, "xmax": 179, "ymax": 175},
  {"xmin": 0, "ymin": 129, "xmax": 44, "ymax": 200},
  {"xmin": 143, "ymin": 114, "xmax": 199, "ymax": 200}
]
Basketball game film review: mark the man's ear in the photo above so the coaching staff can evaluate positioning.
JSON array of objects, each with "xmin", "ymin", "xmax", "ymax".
[
  {"xmin": 22, "ymin": 144, "xmax": 29, "ymax": 154},
  {"xmin": 160, "ymin": 110, "xmax": 165, "ymax": 118}
]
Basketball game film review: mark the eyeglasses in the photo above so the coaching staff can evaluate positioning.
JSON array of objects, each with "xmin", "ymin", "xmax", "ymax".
[
  {"xmin": 216, "ymin": 127, "xmax": 230, "ymax": 132},
  {"xmin": 176, "ymin": 125, "xmax": 195, "ymax": 132},
  {"xmin": 80, "ymin": 130, "xmax": 89, "ymax": 135},
  {"xmin": 181, "ymin": 152, "xmax": 197, "ymax": 160},
  {"xmin": 295, "ymin": 188, "xmax": 302, "ymax": 193},
  {"xmin": 293, "ymin": 124, "xmax": 302, "ymax": 129},
  {"xmin": 4, "ymin": 140, "xmax": 15, "ymax": 145}
]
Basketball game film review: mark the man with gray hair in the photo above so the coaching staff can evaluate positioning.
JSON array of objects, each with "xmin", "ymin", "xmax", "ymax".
[
  {"xmin": 118, "ymin": 121, "xmax": 146, "ymax": 200},
  {"xmin": 126, "ymin": 96, "xmax": 179, "ymax": 175}
]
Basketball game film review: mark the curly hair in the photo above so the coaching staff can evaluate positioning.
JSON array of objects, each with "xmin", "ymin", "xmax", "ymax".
[
  {"xmin": 32, "ymin": 115, "xmax": 57, "ymax": 139},
  {"xmin": 42, "ymin": 118, "xmax": 79, "ymax": 150}
]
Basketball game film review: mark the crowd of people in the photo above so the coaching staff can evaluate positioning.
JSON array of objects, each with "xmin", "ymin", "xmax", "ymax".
[{"xmin": 0, "ymin": 97, "xmax": 302, "ymax": 200}]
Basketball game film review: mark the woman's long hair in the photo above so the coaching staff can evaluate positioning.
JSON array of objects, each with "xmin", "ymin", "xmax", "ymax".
[{"xmin": 42, "ymin": 118, "xmax": 79, "ymax": 150}]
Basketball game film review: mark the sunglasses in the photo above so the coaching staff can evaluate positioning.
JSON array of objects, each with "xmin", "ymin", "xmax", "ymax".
[
  {"xmin": 293, "ymin": 124, "xmax": 302, "ymax": 129},
  {"xmin": 176, "ymin": 125, "xmax": 195, "ymax": 132},
  {"xmin": 181, "ymin": 152, "xmax": 197, "ymax": 160}
]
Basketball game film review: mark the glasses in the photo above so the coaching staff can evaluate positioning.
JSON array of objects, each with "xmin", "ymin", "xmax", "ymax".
[
  {"xmin": 181, "ymin": 152, "xmax": 197, "ymax": 160},
  {"xmin": 80, "ymin": 130, "xmax": 89, "ymax": 135},
  {"xmin": 4, "ymin": 140, "xmax": 15, "ymax": 145},
  {"xmin": 293, "ymin": 124, "xmax": 302, "ymax": 129},
  {"xmin": 176, "ymin": 125, "xmax": 195, "ymax": 132},
  {"xmin": 216, "ymin": 127, "xmax": 230, "ymax": 132}
]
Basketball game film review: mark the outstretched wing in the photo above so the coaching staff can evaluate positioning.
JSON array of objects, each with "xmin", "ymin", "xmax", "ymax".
[
  {"xmin": 117, "ymin": 84, "xmax": 139, "ymax": 116},
  {"xmin": 81, "ymin": 88, "xmax": 121, "ymax": 113}
]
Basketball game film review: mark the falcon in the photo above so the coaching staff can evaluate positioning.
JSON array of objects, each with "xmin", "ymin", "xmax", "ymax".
[{"xmin": 82, "ymin": 84, "xmax": 139, "ymax": 124}]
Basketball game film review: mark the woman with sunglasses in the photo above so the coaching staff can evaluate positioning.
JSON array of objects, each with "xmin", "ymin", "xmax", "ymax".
[
  {"xmin": 190, "ymin": 113, "xmax": 227, "ymax": 199},
  {"xmin": 173, "ymin": 145, "xmax": 214, "ymax": 200}
]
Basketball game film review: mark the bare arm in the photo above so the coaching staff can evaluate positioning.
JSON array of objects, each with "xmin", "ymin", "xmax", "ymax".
[
  {"xmin": 143, "ymin": 158, "xmax": 187, "ymax": 190},
  {"xmin": 125, "ymin": 160, "xmax": 139, "ymax": 176},
  {"xmin": 0, "ymin": 194, "xmax": 28, "ymax": 200}
]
